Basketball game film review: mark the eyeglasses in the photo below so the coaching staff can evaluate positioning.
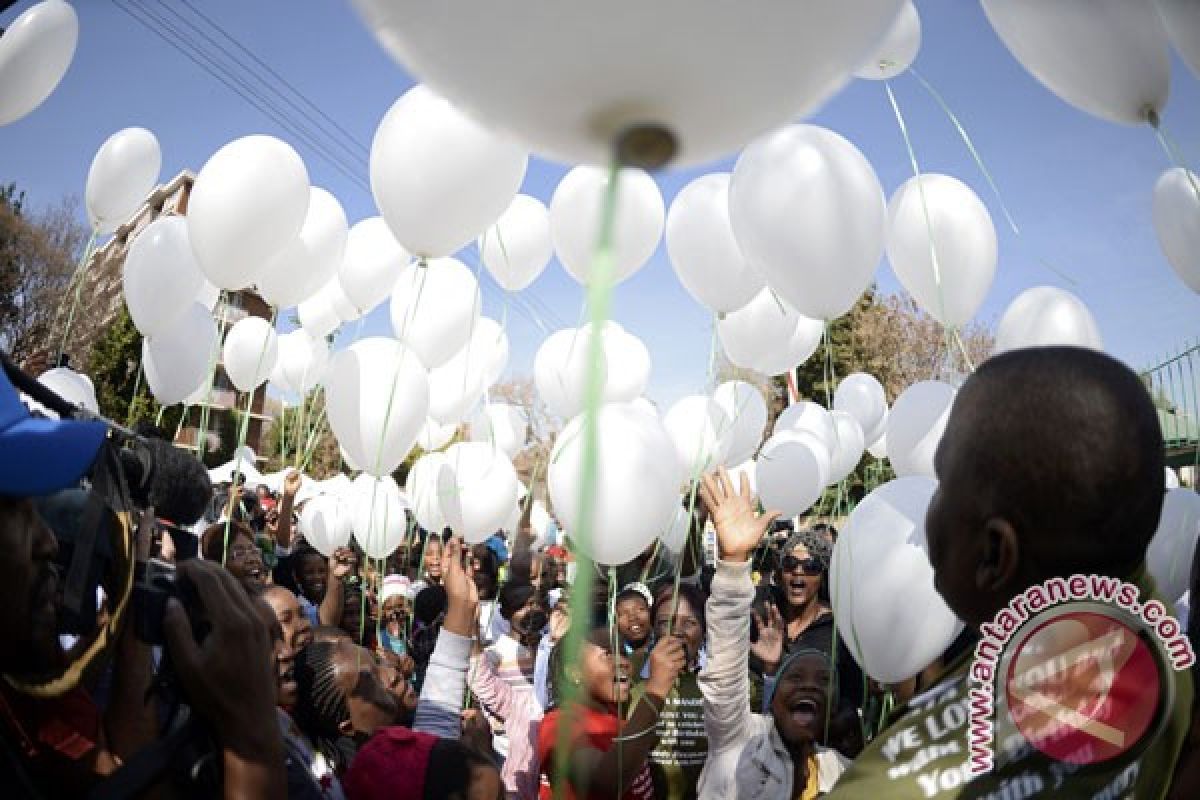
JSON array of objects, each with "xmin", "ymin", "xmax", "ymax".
[{"xmin": 781, "ymin": 555, "xmax": 823, "ymax": 575}]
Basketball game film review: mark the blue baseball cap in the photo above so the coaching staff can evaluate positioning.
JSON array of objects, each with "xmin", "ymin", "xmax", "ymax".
[{"xmin": 0, "ymin": 365, "xmax": 108, "ymax": 496}]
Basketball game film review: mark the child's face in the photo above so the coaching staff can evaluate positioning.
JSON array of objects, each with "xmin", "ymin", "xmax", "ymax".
[
  {"xmin": 615, "ymin": 596, "xmax": 650, "ymax": 647},
  {"xmin": 581, "ymin": 636, "xmax": 631, "ymax": 706}
]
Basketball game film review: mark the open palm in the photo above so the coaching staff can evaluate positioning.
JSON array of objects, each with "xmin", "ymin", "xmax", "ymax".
[{"xmin": 699, "ymin": 467, "xmax": 780, "ymax": 563}]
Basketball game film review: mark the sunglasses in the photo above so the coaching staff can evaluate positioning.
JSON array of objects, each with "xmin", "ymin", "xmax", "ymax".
[{"xmin": 780, "ymin": 555, "xmax": 823, "ymax": 575}]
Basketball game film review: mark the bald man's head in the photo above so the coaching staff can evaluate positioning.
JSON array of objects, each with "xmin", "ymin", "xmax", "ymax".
[{"xmin": 925, "ymin": 347, "xmax": 1165, "ymax": 627}]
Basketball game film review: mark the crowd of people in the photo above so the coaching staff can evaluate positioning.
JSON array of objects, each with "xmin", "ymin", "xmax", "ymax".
[{"xmin": 1, "ymin": 346, "xmax": 1198, "ymax": 799}]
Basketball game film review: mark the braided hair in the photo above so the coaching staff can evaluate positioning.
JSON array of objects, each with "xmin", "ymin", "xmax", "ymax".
[{"xmin": 293, "ymin": 641, "xmax": 353, "ymax": 773}]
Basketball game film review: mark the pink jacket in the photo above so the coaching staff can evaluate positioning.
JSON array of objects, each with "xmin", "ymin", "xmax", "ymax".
[{"xmin": 470, "ymin": 649, "xmax": 544, "ymax": 799}]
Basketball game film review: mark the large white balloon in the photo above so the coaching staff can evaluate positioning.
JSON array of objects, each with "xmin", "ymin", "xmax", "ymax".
[
  {"xmin": 276, "ymin": 330, "xmax": 330, "ymax": 394},
  {"xmin": 993, "ymin": 287, "xmax": 1104, "ymax": 354},
  {"xmin": 887, "ymin": 381, "xmax": 956, "ymax": 479},
  {"xmin": 663, "ymin": 396, "xmax": 731, "ymax": 477},
  {"xmin": 665, "ymin": 173, "xmax": 764, "ymax": 313},
  {"xmin": 297, "ymin": 291, "xmax": 342, "ymax": 339},
  {"xmin": 601, "ymin": 328, "xmax": 651, "ymax": 403},
  {"xmin": 438, "ymin": 442, "xmax": 519, "ymax": 544},
  {"xmin": 834, "ymin": 373, "xmax": 888, "ymax": 446},
  {"xmin": 472, "ymin": 317, "xmax": 510, "ymax": 388},
  {"xmin": 756, "ymin": 432, "xmax": 828, "ymax": 517},
  {"xmin": 187, "ymin": 135, "xmax": 310, "ymax": 290},
  {"xmin": 1153, "ymin": 168, "xmax": 1200, "ymax": 294},
  {"xmin": 867, "ymin": 430, "xmax": 888, "ymax": 460},
  {"xmin": 712, "ymin": 381, "xmax": 768, "ymax": 466},
  {"xmin": 324, "ymin": 337, "xmax": 429, "ymax": 477},
  {"xmin": 390, "ymin": 258, "xmax": 481, "ymax": 368},
  {"xmin": 86, "ymin": 127, "xmax": 162, "ymax": 234},
  {"xmin": 717, "ymin": 289, "xmax": 823, "ymax": 376},
  {"xmin": 468, "ymin": 403, "xmax": 527, "ymax": 459},
  {"xmin": 299, "ymin": 495, "xmax": 354, "ymax": 558},
  {"xmin": 257, "ymin": 187, "xmax": 348, "ymax": 309},
  {"xmin": 730, "ymin": 125, "xmax": 885, "ymax": 320},
  {"xmin": 143, "ymin": 303, "xmax": 218, "ymax": 406},
  {"xmin": 407, "ymin": 452, "xmax": 450, "ymax": 534},
  {"xmin": 416, "ymin": 417, "xmax": 457, "ymax": 452},
  {"xmin": 831, "ymin": 477, "xmax": 964, "ymax": 683},
  {"xmin": 1146, "ymin": 489, "xmax": 1200, "ymax": 603},
  {"xmin": 886, "ymin": 174, "xmax": 997, "ymax": 328},
  {"xmin": 828, "ymin": 411, "xmax": 866, "ymax": 484},
  {"xmin": 854, "ymin": 0, "xmax": 921, "ymax": 80},
  {"xmin": 340, "ymin": 217, "xmax": 412, "ymax": 315},
  {"xmin": 551, "ymin": 166, "xmax": 664, "ymax": 286},
  {"xmin": 222, "ymin": 317, "xmax": 279, "ymax": 393},
  {"xmin": 981, "ymin": 0, "xmax": 1170, "ymax": 125},
  {"xmin": 479, "ymin": 194, "xmax": 553, "ymax": 291},
  {"xmin": 426, "ymin": 338, "xmax": 488, "ymax": 426},
  {"xmin": 370, "ymin": 85, "xmax": 527, "ymax": 258},
  {"xmin": 549, "ymin": 403, "xmax": 680, "ymax": 566},
  {"xmin": 776, "ymin": 401, "xmax": 837, "ymax": 453},
  {"xmin": 660, "ymin": 503, "xmax": 692, "ymax": 556},
  {"xmin": 534, "ymin": 328, "xmax": 605, "ymax": 419},
  {"xmin": 351, "ymin": 474, "xmax": 409, "ymax": 560},
  {"xmin": 766, "ymin": 315, "xmax": 826, "ymax": 378},
  {"xmin": 123, "ymin": 216, "xmax": 205, "ymax": 338},
  {"xmin": 1158, "ymin": 0, "xmax": 1200, "ymax": 78},
  {"xmin": 0, "ymin": 0, "xmax": 78, "ymax": 126},
  {"xmin": 351, "ymin": 0, "xmax": 903, "ymax": 167}
]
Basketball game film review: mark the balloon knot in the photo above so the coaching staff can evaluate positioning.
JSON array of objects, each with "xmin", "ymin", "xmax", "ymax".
[
  {"xmin": 1145, "ymin": 107, "xmax": 1161, "ymax": 129},
  {"xmin": 614, "ymin": 124, "xmax": 678, "ymax": 171}
]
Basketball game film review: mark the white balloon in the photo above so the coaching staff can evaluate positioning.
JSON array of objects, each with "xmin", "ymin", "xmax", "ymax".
[
  {"xmin": 831, "ymin": 477, "xmax": 964, "ymax": 683},
  {"xmin": 197, "ymin": 280, "xmax": 220, "ymax": 312},
  {"xmin": 1166, "ymin": 467, "xmax": 1181, "ymax": 490},
  {"xmin": 756, "ymin": 432, "xmax": 828, "ymax": 517},
  {"xmin": 834, "ymin": 373, "xmax": 888, "ymax": 446},
  {"xmin": 439, "ymin": 442, "xmax": 519, "ymax": 544},
  {"xmin": 602, "ymin": 328, "xmax": 651, "ymax": 403},
  {"xmin": 340, "ymin": 445, "xmax": 364, "ymax": 473},
  {"xmin": 730, "ymin": 125, "xmax": 885, "ymax": 320},
  {"xmin": 299, "ymin": 495, "xmax": 354, "ymax": 558},
  {"xmin": 37, "ymin": 367, "xmax": 97, "ymax": 414},
  {"xmin": 86, "ymin": 127, "xmax": 162, "ymax": 234},
  {"xmin": 665, "ymin": 173, "xmax": 764, "ymax": 313},
  {"xmin": 222, "ymin": 317, "xmax": 278, "ymax": 393},
  {"xmin": 630, "ymin": 397, "xmax": 658, "ymax": 418},
  {"xmin": 854, "ymin": 0, "xmax": 921, "ymax": 80},
  {"xmin": 0, "ymin": 0, "xmax": 78, "ymax": 126},
  {"xmin": 257, "ymin": 187, "xmax": 349, "ymax": 309},
  {"xmin": 472, "ymin": 317, "xmax": 510, "ymax": 388},
  {"xmin": 660, "ymin": 503, "xmax": 691, "ymax": 555},
  {"xmin": 479, "ymin": 194, "xmax": 553, "ymax": 291},
  {"xmin": 297, "ymin": 291, "xmax": 341, "ymax": 339},
  {"xmin": 550, "ymin": 166, "xmax": 664, "ymax": 286},
  {"xmin": 370, "ymin": 85, "xmax": 528, "ymax": 258},
  {"xmin": 468, "ymin": 403, "xmax": 527, "ymax": 459},
  {"xmin": 1146, "ymin": 488, "xmax": 1200, "ymax": 603},
  {"xmin": 350, "ymin": 0, "xmax": 903, "ymax": 166},
  {"xmin": 351, "ymin": 474, "xmax": 409, "ymax": 560},
  {"xmin": 323, "ymin": 278, "xmax": 361, "ymax": 324},
  {"xmin": 407, "ymin": 452, "xmax": 450, "ymax": 533},
  {"xmin": 143, "ymin": 303, "xmax": 218, "ymax": 406},
  {"xmin": 828, "ymin": 411, "xmax": 866, "ymax": 484},
  {"xmin": 712, "ymin": 381, "xmax": 768, "ymax": 466},
  {"xmin": 867, "ymin": 430, "xmax": 888, "ymax": 460},
  {"xmin": 416, "ymin": 417, "xmax": 457, "ymax": 452},
  {"xmin": 1153, "ymin": 168, "xmax": 1200, "ymax": 294},
  {"xmin": 764, "ymin": 315, "xmax": 826, "ymax": 378},
  {"xmin": 549, "ymin": 403, "xmax": 680, "ymax": 566},
  {"xmin": 718, "ymin": 288, "xmax": 812, "ymax": 375},
  {"xmin": 776, "ymin": 401, "xmax": 836, "ymax": 453},
  {"xmin": 276, "ymin": 330, "xmax": 330, "ymax": 394},
  {"xmin": 663, "ymin": 396, "xmax": 732, "ymax": 477},
  {"xmin": 886, "ymin": 175, "xmax": 997, "ymax": 327},
  {"xmin": 390, "ymin": 257, "xmax": 481, "ymax": 368},
  {"xmin": 427, "ymin": 335, "xmax": 490, "ymax": 425},
  {"xmin": 1158, "ymin": 0, "xmax": 1200, "ymax": 78},
  {"xmin": 727, "ymin": 459, "xmax": 758, "ymax": 497},
  {"xmin": 887, "ymin": 381, "xmax": 956, "ymax": 479},
  {"xmin": 340, "ymin": 217, "xmax": 412, "ymax": 315},
  {"xmin": 324, "ymin": 337, "xmax": 429, "ymax": 477},
  {"xmin": 981, "ymin": 0, "xmax": 1169, "ymax": 125},
  {"xmin": 534, "ymin": 328, "xmax": 605, "ymax": 419},
  {"xmin": 122, "ymin": 216, "xmax": 205, "ymax": 338},
  {"xmin": 188, "ymin": 135, "xmax": 310, "ymax": 290},
  {"xmin": 993, "ymin": 287, "xmax": 1104, "ymax": 354}
]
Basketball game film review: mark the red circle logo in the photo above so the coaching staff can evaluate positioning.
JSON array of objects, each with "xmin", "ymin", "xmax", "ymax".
[{"xmin": 1004, "ymin": 611, "xmax": 1161, "ymax": 765}]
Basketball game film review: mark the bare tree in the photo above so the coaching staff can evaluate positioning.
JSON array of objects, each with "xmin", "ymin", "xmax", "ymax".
[{"xmin": 490, "ymin": 376, "xmax": 560, "ymax": 503}]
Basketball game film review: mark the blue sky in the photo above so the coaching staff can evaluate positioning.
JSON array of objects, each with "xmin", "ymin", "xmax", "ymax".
[{"xmin": 2, "ymin": 0, "xmax": 1198, "ymax": 408}]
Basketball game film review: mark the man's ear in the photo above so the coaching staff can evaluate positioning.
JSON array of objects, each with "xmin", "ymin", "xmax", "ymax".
[{"xmin": 976, "ymin": 517, "xmax": 1019, "ymax": 593}]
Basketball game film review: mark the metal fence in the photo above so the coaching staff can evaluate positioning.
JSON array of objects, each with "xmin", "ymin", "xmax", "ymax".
[{"xmin": 1141, "ymin": 342, "xmax": 1200, "ymax": 470}]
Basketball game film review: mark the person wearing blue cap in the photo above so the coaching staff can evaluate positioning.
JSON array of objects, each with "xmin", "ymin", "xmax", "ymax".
[{"xmin": 0, "ymin": 360, "xmax": 287, "ymax": 798}]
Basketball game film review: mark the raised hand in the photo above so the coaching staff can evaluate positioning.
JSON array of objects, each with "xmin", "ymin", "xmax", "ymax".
[
  {"xmin": 646, "ymin": 635, "xmax": 687, "ymax": 698},
  {"xmin": 750, "ymin": 602, "xmax": 786, "ymax": 675},
  {"xmin": 329, "ymin": 546, "xmax": 357, "ymax": 580},
  {"xmin": 283, "ymin": 469, "xmax": 303, "ymax": 498},
  {"xmin": 441, "ymin": 537, "xmax": 479, "ymax": 637},
  {"xmin": 698, "ymin": 467, "xmax": 780, "ymax": 563}
]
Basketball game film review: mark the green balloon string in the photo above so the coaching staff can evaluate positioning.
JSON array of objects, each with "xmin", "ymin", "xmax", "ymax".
[
  {"xmin": 553, "ymin": 158, "xmax": 621, "ymax": 800},
  {"xmin": 1151, "ymin": 115, "xmax": 1200, "ymax": 207},
  {"xmin": 195, "ymin": 291, "xmax": 229, "ymax": 465}
]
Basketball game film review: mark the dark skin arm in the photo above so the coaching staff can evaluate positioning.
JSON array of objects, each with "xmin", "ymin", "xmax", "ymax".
[
  {"xmin": 565, "ymin": 637, "xmax": 686, "ymax": 799},
  {"xmin": 318, "ymin": 547, "xmax": 354, "ymax": 627},
  {"xmin": 272, "ymin": 471, "xmax": 301, "ymax": 551}
]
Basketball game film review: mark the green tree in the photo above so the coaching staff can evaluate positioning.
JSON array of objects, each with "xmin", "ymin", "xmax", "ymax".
[{"xmin": 261, "ymin": 391, "xmax": 343, "ymax": 478}]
